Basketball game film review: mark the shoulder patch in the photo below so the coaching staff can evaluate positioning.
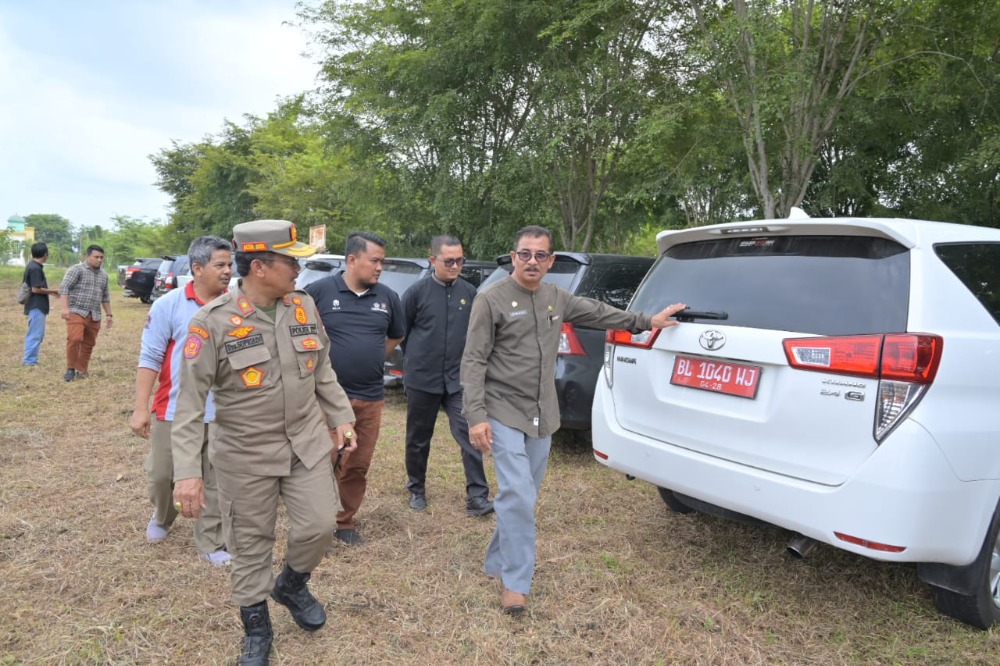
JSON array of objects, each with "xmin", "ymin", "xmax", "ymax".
[
  {"xmin": 237, "ymin": 296, "xmax": 254, "ymax": 315},
  {"xmin": 183, "ymin": 335, "xmax": 202, "ymax": 359},
  {"xmin": 188, "ymin": 325, "xmax": 209, "ymax": 339}
]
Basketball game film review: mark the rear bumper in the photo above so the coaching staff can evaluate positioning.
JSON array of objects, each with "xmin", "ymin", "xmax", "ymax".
[
  {"xmin": 591, "ymin": 382, "xmax": 997, "ymax": 566},
  {"xmin": 554, "ymin": 355, "xmax": 600, "ymax": 431}
]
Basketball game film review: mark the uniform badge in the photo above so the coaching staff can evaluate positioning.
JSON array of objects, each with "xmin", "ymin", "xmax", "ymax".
[
  {"xmin": 294, "ymin": 307, "xmax": 308, "ymax": 324},
  {"xmin": 512, "ymin": 301, "xmax": 518, "ymax": 308},
  {"xmin": 240, "ymin": 366, "xmax": 264, "ymax": 388},
  {"xmin": 227, "ymin": 325, "xmax": 255, "ymax": 339},
  {"xmin": 306, "ymin": 358, "xmax": 315, "ymax": 371},
  {"xmin": 230, "ymin": 316, "xmax": 243, "ymax": 326},
  {"xmin": 183, "ymin": 335, "xmax": 202, "ymax": 359},
  {"xmin": 292, "ymin": 296, "xmax": 303, "ymax": 306},
  {"xmin": 548, "ymin": 305, "xmax": 554, "ymax": 312},
  {"xmin": 301, "ymin": 337, "xmax": 318, "ymax": 350},
  {"xmin": 460, "ymin": 299, "xmax": 467, "ymax": 305},
  {"xmin": 237, "ymin": 297, "xmax": 254, "ymax": 315},
  {"xmin": 188, "ymin": 325, "xmax": 209, "ymax": 339}
]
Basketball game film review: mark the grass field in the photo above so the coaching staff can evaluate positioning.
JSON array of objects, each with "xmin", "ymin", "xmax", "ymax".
[{"xmin": 1, "ymin": 270, "xmax": 998, "ymax": 664}]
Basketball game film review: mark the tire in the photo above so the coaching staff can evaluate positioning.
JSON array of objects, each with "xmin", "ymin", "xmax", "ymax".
[
  {"xmin": 140, "ymin": 294, "xmax": 151, "ymax": 304},
  {"xmin": 930, "ymin": 500, "xmax": 1000, "ymax": 629},
  {"xmin": 656, "ymin": 486, "xmax": 694, "ymax": 514}
]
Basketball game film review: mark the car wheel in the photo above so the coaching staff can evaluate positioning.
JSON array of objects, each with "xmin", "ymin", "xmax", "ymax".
[
  {"xmin": 140, "ymin": 294, "xmax": 152, "ymax": 304},
  {"xmin": 930, "ymin": 500, "xmax": 1000, "ymax": 629},
  {"xmin": 656, "ymin": 486, "xmax": 694, "ymax": 514}
]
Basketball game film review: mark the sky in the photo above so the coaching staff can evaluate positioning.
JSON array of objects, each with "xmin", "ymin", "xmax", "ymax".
[{"xmin": 0, "ymin": 0, "xmax": 321, "ymax": 230}]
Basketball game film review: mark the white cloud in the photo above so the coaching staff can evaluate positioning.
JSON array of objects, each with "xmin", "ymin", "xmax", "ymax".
[{"xmin": 0, "ymin": 1, "xmax": 319, "ymax": 227}]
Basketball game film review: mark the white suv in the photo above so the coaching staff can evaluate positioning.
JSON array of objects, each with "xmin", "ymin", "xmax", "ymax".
[{"xmin": 592, "ymin": 217, "xmax": 1000, "ymax": 628}]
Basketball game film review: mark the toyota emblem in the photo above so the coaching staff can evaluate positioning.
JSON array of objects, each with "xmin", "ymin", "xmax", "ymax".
[{"xmin": 699, "ymin": 330, "xmax": 726, "ymax": 351}]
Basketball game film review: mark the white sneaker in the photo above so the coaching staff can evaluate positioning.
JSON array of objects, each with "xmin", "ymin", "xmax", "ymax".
[
  {"xmin": 146, "ymin": 514, "xmax": 169, "ymax": 543},
  {"xmin": 200, "ymin": 550, "xmax": 232, "ymax": 567}
]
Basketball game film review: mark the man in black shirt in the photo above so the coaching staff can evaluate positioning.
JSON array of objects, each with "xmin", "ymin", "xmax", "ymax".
[
  {"xmin": 22, "ymin": 242, "xmax": 59, "ymax": 366},
  {"xmin": 401, "ymin": 235, "xmax": 493, "ymax": 516},
  {"xmin": 305, "ymin": 231, "xmax": 405, "ymax": 545}
]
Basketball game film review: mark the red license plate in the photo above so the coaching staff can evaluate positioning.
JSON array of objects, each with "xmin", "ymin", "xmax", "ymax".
[{"xmin": 670, "ymin": 356, "xmax": 761, "ymax": 399}]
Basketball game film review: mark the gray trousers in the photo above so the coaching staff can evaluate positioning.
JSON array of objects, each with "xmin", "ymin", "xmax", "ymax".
[
  {"xmin": 482, "ymin": 418, "xmax": 552, "ymax": 595},
  {"xmin": 215, "ymin": 455, "xmax": 339, "ymax": 607},
  {"xmin": 145, "ymin": 419, "xmax": 224, "ymax": 555}
]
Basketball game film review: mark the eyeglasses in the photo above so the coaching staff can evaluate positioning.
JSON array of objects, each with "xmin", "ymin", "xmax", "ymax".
[
  {"xmin": 514, "ymin": 250, "xmax": 552, "ymax": 263},
  {"xmin": 263, "ymin": 254, "xmax": 300, "ymax": 271},
  {"xmin": 437, "ymin": 256, "xmax": 466, "ymax": 267}
]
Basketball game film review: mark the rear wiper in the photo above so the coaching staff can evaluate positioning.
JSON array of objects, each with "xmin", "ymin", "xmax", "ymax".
[{"xmin": 674, "ymin": 309, "xmax": 729, "ymax": 322}]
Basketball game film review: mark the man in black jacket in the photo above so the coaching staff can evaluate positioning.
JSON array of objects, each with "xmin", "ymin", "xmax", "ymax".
[{"xmin": 401, "ymin": 235, "xmax": 493, "ymax": 516}]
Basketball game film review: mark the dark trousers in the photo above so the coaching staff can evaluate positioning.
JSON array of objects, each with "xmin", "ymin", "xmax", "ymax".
[{"xmin": 405, "ymin": 387, "xmax": 489, "ymax": 500}]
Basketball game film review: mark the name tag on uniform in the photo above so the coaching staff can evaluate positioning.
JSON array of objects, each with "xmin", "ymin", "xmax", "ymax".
[
  {"xmin": 225, "ymin": 333, "xmax": 265, "ymax": 354},
  {"xmin": 289, "ymin": 324, "xmax": 318, "ymax": 337}
]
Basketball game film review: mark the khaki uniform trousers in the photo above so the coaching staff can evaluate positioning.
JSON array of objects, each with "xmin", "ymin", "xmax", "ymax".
[
  {"xmin": 216, "ymin": 454, "xmax": 340, "ymax": 607},
  {"xmin": 145, "ymin": 419, "xmax": 225, "ymax": 555}
]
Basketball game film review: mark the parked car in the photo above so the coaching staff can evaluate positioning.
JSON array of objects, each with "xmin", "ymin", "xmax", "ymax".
[
  {"xmin": 591, "ymin": 216, "xmax": 1000, "ymax": 629},
  {"xmin": 120, "ymin": 257, "xmax": 162, "ymax": 304},
  {"xmin": 458, "ymin": 258, "xmax": 500, "ymax": 288},
  {"xmin": 478, "ymin": 252, "xmax": 654, "ymax": 433},
  {"xmin": 294, "ymin": 254, "xmax": 345, "ymax": 290},
  {"xmin": 150, "ymin": 255, "xmax": 190, "ymax": 302}
]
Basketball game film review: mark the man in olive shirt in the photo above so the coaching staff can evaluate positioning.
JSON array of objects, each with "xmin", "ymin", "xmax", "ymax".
[
  {"xmin": 171, "ymin": 220, "xmax": 356, "ymax": 666},
  {"xmin": 461, "ymin": 225, "xmax": 686, "ymax": 615}
]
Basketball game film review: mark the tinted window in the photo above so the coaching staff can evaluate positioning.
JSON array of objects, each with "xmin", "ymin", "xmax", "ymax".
[
  {"xmin": 578, "ymin": 261, "xmax": 653, "ymax": 310},
  {"xmin": 479, "ymin": 260, "xmax": 581, "ymax": 292},
  {"xmin": 378, "ymin": 262, "xmax": 427, "ymax": 296},
  {"xmin": 172, "ymin": 256, "xmax": 190, "ymax": 275},
  {"xmin": 935, "ymin": 243, "xmax": 1000, "ymax": 326},
  {"xmin": 632, "ymin": 235, "xmax": 910, "ymax": 335}
]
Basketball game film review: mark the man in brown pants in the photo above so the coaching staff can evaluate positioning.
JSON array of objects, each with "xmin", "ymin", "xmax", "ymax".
[
  {"xmin": 171, "ymin": 220, "xmax": 356, "ymax": 666},
  {"xmin": 59, "ymin": 244, "xmax": 112, "ymax": 381}
]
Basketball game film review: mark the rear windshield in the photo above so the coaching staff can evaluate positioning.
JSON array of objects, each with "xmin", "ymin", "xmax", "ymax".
[
  {"xmin": 632, "ymin": 235, "xmax": 910, "ymax": 335},
  {"xmin": 379, "ymin": 263, "xmax": 426, "ymax": 296},
  {"xmin": 935, "ymin": 242, "xmax": 1000, "ymax": 326},
  {"xmin": 480, "ymin": 260, "xmax": 581, "ymax": 291}
]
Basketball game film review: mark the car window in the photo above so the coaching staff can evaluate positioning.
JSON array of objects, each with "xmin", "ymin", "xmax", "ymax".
[
  {"xmin": 632, "ymin": 235, "xmax": 910, "ymax": 335},
  {"xmin": 173, "ymin": 256, "xmax": 190, "ymax": 275},
  {"xmin": 479, "ymin": 259, "xmax": 581, "ymax": 292},
  {"xmin": 935, "ymin": 242, "xmax": 1000, "ymax": 326},
  {"xmin": 578, "ymin": 261, "xmax": 653, "ymax": 310},
  {"xmin": 378, "ymin": 262, "xmax": 427, "ymax": 296}
]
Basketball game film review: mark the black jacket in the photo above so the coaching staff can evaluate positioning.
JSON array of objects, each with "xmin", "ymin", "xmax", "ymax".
[{"xmin": 401, "ymin": 275, "xmax": 477, "ymax": 394}]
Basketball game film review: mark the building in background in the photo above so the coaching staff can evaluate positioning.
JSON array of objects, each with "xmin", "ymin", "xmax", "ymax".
[{"xmin": 1, "ymin": 214, "xmax": 36, "ymax": 266}]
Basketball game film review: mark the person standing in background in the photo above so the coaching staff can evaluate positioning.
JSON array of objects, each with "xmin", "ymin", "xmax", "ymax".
[
  {"xmin": 59, "ymin": 244, "xmax": 112, "ymax": 382},
  {"xmin": 305, "ymin": 231, "xmax": 405, "ymax": 546},
  {"xmin": 401, "ymin": 234, "xmax": 493, "ymax": 516},
  {"xmin": 22, "ymin": 242, "xmax": 59, "ymax": 367},
  {"xmin": 130, "ymin": 236, "xmax": 233, "ymax": 566}
]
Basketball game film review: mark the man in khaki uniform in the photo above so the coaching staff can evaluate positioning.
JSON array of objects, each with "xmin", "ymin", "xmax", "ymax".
[{"xmin": 171, "ymin": 220, "xmax": 356, "ymax": 666}]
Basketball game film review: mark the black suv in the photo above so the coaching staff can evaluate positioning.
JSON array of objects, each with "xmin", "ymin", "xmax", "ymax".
[
  {"xmin": 151, "ymin": 255, "xmax": 190, "ymax": 302},
  {"xmin": 120, "ymin": 258, "xmax": 163, "ymax": 304},
  {"xmin": 479, "ymin": 252, "xmax": 654, "ymax": 434}
]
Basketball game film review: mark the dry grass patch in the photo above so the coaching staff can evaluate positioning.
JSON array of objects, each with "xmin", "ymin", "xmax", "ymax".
[{"xmin": 1, "ymin": 273, "xmax": 998, "ymax": 664}]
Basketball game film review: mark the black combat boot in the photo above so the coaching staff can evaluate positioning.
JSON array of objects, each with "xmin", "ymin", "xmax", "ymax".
[
  {"xmin": 270, "ymin": 563, "xmax": 327, "ymax": 631},
  {"xmin": 238, "ymin": 601, "xmax": 272, "ymax": 666}
]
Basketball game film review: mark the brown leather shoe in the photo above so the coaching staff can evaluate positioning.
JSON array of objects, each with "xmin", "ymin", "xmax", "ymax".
[{"xmin": 501, "ymin": 588, "xmax": 527, "ymax": 615}]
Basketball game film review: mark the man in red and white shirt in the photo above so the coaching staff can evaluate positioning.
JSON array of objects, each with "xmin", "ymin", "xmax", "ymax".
[{"xmin": 130, "ymin": 236, "xmax": 233, "ymax": 565}]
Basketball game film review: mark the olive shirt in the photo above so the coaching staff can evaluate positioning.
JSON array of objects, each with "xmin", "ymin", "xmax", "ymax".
[
  {"xmin": 461, "ymin": 277, "xmax": 652, "ymax": 438},
  {"xmin": 171, "ymin": 284, "xmax": 355, "ymax": 481}
]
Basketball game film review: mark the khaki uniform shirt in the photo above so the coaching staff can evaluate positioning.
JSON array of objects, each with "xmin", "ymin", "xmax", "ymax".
[
  {"xmin": 461, "ymin": 277, "xmax": 652, "ymax": 438},
  {"xmin": 171, "ymin": 284, "xmax": 355, "ymax": 480}
]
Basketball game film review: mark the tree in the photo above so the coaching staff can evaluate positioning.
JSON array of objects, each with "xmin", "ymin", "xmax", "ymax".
[
  {"xmin": 685, "ymin": 0, "xmax": 913, "ymax": 219},
  {"xmin": 24, "ymin": 214, "xmax": 76, "ymax": 265}
]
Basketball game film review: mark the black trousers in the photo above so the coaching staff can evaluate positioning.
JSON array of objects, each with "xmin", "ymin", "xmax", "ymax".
[{"xmin": 404, "ymin": 387, "xmax": 489, "ymax": 500}]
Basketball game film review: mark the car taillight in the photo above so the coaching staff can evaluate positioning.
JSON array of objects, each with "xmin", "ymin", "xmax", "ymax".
[
  {"xmin": 783, "ymin": 334, "xmax": 943, "ymax": 442},
  {"xmin": 166, "ymin": 272, "xmax": 175, "ymax": 288},
  {"xmin": 602, "ymin": 328, "xmax": 662, "ymax": 387},
  {"xmin": 126, "ymin": 267, "xmax": 139, "ymax": 277},
  {"xmin": 558, "ymin": 323, "xmax": 586, "ymax": 356}
]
